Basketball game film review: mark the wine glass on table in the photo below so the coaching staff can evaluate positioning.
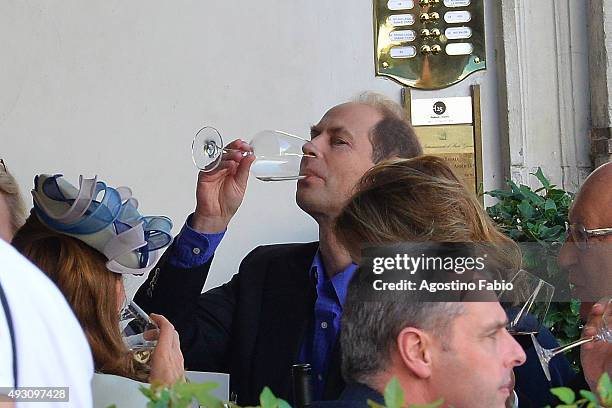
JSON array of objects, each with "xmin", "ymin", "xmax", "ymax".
[
  {"xmin": 119, "ymin": 300, "xmax": 159, "ymax": 365},
  {"xmin": 191, "ymin": 126, "xmax": 316, "ymax": 181},
  {"xmin": 499, "ymin": 269, "xmax": 555, "ymax": 350},
  {"xmin": 532, "ymin": 298, "xmax": 612, "ymax": 381}
]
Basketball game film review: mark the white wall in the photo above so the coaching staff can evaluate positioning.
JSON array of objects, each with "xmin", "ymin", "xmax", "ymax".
[
  {"xmin": 588, "ymin": 0, "xmax": 612, "ymax": 167},
  {"xmin": 498, "ymin": 0, "xmax": 592, "ymax": 192},
  {"xmin": 1, "ymin": 0, "xmax": 507, "ymax": 290}
]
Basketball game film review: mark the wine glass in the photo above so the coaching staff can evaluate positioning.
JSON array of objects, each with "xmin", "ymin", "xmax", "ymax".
[
  {"xmin": 532, "ymin": 299, "xmax": 612, "ymax": 381},
  {"xmin": 191, "ymin": 126, "xmax": 315, "ymax": 181},
  {"xmin": 119, "ymin": 300, "xmax": 159, "ymax": 364},
  {"xmin": 499, "ymin": 269, "xmax": 555, "ymax": 349}
]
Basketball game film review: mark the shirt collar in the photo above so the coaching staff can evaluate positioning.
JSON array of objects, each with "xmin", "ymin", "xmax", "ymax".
[{"xmin": 310, "ymin": 250, "xmax": 358, "ymax": 306}]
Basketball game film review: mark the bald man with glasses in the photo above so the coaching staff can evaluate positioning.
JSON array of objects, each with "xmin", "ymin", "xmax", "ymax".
[{"xmin": 559, "ymin": 161, "xmax": 612, "ymax": 393}]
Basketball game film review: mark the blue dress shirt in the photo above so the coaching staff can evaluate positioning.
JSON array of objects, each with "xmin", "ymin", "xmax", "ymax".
[{"xmin": 298, "ymin": 252, "xmax": 357, "ymax": 401}]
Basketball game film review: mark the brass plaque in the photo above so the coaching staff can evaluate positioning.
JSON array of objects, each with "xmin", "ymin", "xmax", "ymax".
[
  {"xmin": 415, "ymin": 125, "xmax": 477, "ymax": 193},
  {"xmin": 374, "ymin": 0, "xmax": 486, "ymax": 89}
]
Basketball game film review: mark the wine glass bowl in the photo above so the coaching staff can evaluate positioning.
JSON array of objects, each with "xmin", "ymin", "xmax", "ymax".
[
  {"xmin": 249, "ymin": 130, "xmax": 311, "ymax": 181},
  {"xmin": 499, "ymin": 269, "xmax": 555, "ymax": 337},
  {"xmin": 119, "ymin": 300, "xmax": 159, "ymax": 364}
]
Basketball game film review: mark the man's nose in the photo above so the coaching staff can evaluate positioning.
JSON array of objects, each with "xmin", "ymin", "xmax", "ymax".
[
  {"xmin": 558, "ymin": 240, "xmax": 578, "ymax": 270},
  {"xmin": 302, "ymin": 140, "xmax": 320, "ymax": 158},
  {"xmin": 506, "ymin": 332, "xmax": 527, "ymax": 367}
]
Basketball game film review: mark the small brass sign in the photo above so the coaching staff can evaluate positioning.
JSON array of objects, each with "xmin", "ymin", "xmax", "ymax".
[
  {"xmin": 374, "ymin": 0, "xmax": 486, "ymax": 89},
  {"xmin": 415, "ymin": 125, "xmax": 477, "ymax": 193},
  {"xmin": 403, "ymin": 87, "xmax": 484, "ymax": 197}
]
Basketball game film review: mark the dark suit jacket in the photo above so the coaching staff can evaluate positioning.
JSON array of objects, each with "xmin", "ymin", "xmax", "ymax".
[{"xmin": 135, "ymin": 242, "xmax": 345, "ymax": 406}]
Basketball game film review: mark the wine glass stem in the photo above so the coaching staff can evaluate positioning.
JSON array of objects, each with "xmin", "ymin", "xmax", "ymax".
[
  {"xmin": 549, "ymin": 336, "xmax": 596, "ymax": 358},
  {"xmin": 222, "ymin": 148, "xmax": 254, "ymax": 157}
]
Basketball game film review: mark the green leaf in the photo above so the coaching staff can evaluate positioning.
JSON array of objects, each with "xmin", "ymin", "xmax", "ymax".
[
  {"xmin": 175, "ymin": 395, "xmax": 195, "ymax": 407},
  {"xmin": 543, "ymin": 225, "xmax": 564, "ymax": 239},
  {"xmin": 597, "ymin": 372, "xmax": 612, "ymax": 406},
  {"xmin": 260, "ymin": 387, "xmax": 278, "ymax": 408},
  {"xmin": 520, "ymin": 185, "xmax": 546, "ymax": 205},
  {"xmin": 179, "ymin": 382, "xmax": 218, "ymax": 392},
  {"xmin": 367, "ymin": 399, "xmax": 386, "ymax": 408},
  {"xmin": 532, "ymin": 167, "xmax": 552, "ymax": 189},
  {"xmin": 544, "ymin": 311, "xmax": 563, "ymax": 325},
  {"xmin": 174, "ymin": 382, "xmax": 217, "ymax": 396},
  {"xmin": 548, "ymin": 189, "xmax": 569, "ymax": 201},
  {"xmin": 152, "ymin": 389, "xmax": 171, "ymax": 408},
  {"xmin": 508, "ymin": 179, "xmax": 522, "ymax": 194},
  {"xmin": 384, "ymin": 377, "xmax": 405, "ymax": 408},
  {"xmin": 518, "ymin": 200, "xmax": 535, "ymax": 220},
  {"xmin": 196, "ymin": 392, "xmax": 224, "ymax": 408},
  {"xmin": 544, "ymin": 198, "xmax": 557, "ymax": 213},
  {"xmin": 152, "ymin": 401, "xmax": 168, "ymax": 408},
  {"xmin": 172, "ymin": 382, "xmax": 223, "ymax": 408},
  {"xmin": 570, "ymin": 299, "xmax": 581, "ymax": 314},
  {"xmin": 550, "ymin": 387, "xmax": 576, "ymax": 404},
  {"xmin": 140, "ymin": 385, "xmax": 155, "ymax": 399},
  {"xmin": 579, "ymin": 390, "xmax": 599, "ymax": 405},
  {"xmin": 277, "ymin": 398, "xmax": 292, "ymax": 408},
  {"xmin": 485, "ymin": 188, "xmax": 514, "ymax": 199}
]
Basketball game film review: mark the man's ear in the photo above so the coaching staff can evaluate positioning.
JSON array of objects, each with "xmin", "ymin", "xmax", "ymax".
[{"xmin": 396, "ymin": 327, "xmax": 433, "ymax": 379}]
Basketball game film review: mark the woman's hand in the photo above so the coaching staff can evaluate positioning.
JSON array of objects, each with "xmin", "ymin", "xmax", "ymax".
[{"xmin": 148, "ymin": 314, "xmax": 185, "ymax": 385}]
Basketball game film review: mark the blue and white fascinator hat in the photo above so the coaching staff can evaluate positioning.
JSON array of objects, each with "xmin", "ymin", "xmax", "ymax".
[{"xmin": 32, "ymin": 174, "xmax": 173, "ymax": 275}]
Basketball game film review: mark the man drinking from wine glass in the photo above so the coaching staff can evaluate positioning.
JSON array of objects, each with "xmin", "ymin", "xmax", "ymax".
[
  {"xmin": 135, "ymin": 92, "xmax": 423, "ymax": 405},
  {"xmin": 559, "ymin": 161, "xmax": 612, "ymax": 393}
]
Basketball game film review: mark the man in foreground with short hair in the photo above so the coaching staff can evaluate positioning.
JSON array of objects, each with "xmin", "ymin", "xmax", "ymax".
[{"xmin": 337, "ymin": 286, "xmax": 525, "ymax": 408}]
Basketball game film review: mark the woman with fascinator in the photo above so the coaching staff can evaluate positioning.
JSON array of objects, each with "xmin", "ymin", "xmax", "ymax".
[{"xmin": 12, "ymin": 174, "xmax": 184, "ymax": 392}]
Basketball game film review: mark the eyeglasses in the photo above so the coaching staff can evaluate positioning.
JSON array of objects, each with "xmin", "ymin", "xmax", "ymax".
[
  {"xmin": 567, "ymin": 222, "xmax": 612, "ymax": 249},
  {"xmin": 0, "ymin": 159, "xmax": 5, "ymax": 172}
]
